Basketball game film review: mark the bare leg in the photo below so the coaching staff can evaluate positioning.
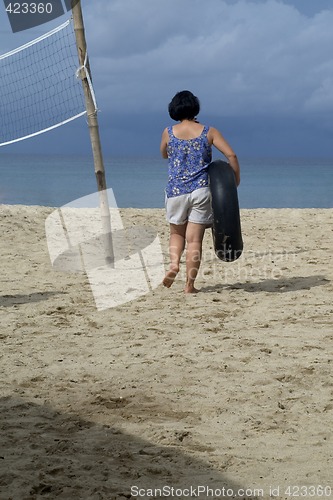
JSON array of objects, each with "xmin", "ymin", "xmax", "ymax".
[
  {"xmin": 163, "ymin": 223, "xmax": 187, "ymax": 288},
  {"xmin": 184, "ymin": 222, "xmax": 206, "ymax": 293}
]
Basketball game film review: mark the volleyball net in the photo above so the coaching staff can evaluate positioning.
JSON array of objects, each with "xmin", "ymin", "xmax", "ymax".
[{"xmin": 0, "ymin": 18, "xmax": 93, "ymax": 147}]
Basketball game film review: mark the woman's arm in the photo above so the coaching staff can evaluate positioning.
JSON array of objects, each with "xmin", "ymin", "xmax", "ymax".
[
  {"xmin": 160, "ymin": 128, "xmax": 169, "ymax": 159},
  {"xmin": 208, "ymin": 127, "xmax": 241, "ymax": 186}
]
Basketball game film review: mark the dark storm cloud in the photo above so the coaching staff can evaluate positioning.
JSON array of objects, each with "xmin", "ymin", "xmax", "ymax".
[{"xmin": 82, "ymin": 0, "xmax": 333, "ymax": 119}]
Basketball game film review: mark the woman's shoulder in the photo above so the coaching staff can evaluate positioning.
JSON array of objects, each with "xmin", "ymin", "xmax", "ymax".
[
  {"xmin": 206, "ymin": 125, "xmax": 220, "ymax": 137},
  {"xmin": 161, "ymin": 126, "xmax": 172, "ymax": 137}
]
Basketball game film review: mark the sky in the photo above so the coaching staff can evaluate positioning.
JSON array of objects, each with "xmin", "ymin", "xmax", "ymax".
[{"xmin": 0, "ymin": 0, "xmax": 333, "ymax": 158}]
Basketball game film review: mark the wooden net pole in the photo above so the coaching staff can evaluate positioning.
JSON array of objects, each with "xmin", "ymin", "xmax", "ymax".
[{"xmin": 71, "ymin": 0, "xmax": 114, "ymax": 265}]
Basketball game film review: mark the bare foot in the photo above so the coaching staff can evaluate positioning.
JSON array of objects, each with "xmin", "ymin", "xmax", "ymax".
[
  {"xmin": 184, "ymin": 285, "xmax": 199, "ymax": 294},
  {"xmin": 162, "ymin": 266, "xmax": 179, "ymax": 288}
]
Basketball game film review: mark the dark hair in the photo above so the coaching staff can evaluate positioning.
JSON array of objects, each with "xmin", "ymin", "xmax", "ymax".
[{"xmin": 168, "ymin": 90, "xmax": 200, "ymax": 121}]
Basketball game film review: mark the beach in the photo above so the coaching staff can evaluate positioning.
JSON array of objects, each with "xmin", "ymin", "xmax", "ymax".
[{"xmin": 0, "ymin": 204, "xmax": 332, "ymax": 499}]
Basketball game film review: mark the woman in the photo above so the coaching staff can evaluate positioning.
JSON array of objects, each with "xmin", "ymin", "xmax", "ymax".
[{"xmin": 160, "ymin": 90, "xmax": 240, "ymax": 293}]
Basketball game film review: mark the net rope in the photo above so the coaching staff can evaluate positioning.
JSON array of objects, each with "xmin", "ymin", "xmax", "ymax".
[{"xmin": 0, "ymin": 18, "xmax": 93, "ymax": 147}]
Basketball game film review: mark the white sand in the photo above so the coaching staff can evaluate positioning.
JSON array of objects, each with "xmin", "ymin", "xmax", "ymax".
[{"xmin": 0, "ymin": 205, "xmax": 332, "ymax": 499}]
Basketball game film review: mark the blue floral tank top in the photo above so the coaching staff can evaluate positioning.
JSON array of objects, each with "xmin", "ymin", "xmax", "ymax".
[{"xmin": 165, "ymin": 125, "xmax": 212, "ymax": 198}]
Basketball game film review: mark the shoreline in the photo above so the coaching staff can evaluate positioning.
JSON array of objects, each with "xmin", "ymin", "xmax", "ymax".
[{"xmin": 1, "ymin": 205, "xmax": 332, "ymax": 498}]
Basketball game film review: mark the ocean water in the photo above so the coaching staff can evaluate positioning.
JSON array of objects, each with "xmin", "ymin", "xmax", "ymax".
[{"xmin": 0, "ymin": 154, "xmax": 332, "ymax": 208}]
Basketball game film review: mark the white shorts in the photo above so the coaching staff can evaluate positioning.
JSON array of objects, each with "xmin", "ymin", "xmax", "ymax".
[{"xmin": 165, "ymin": 187, "xmax": 213, "ymax": 225}]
